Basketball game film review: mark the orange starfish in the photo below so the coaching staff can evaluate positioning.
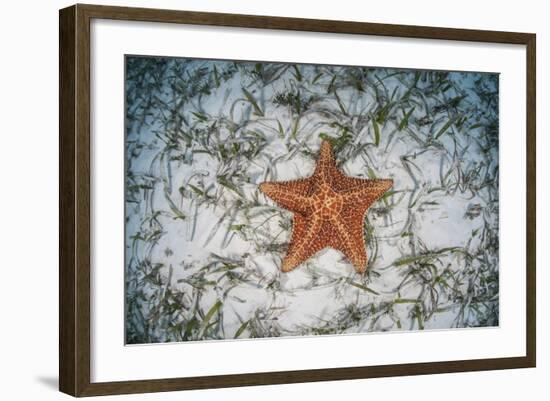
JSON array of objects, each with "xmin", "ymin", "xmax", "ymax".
[{"xmin": 259, "ymin": 140, "xmax": 392, "ymax": 273}]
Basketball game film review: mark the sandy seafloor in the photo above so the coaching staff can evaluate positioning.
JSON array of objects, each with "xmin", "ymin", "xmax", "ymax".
[{"xmin": 124, "ymin": 56, "xmax": 499, "ymax": 344}]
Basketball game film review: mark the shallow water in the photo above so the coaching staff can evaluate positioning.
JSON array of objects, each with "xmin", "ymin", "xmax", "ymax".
[{"xmin": 124, "ymin": 56, "xmax": 499, "ymax": 344}]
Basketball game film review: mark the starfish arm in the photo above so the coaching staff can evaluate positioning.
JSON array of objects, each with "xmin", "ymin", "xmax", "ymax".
[
  {"xmin": 340, "ymin": 178, "xmax": 393, "ymax": 209},
  {"xmin": 312, "ymin": 140, "xmax": 337, "ymax": 185},
  {"xmin": 259, "ymin": 179, "xmax": 313, "ymax": 213},
  {"xmin": 281, "ymin": 215, "xmax": 328, "ymax": 272},
  {"xmin": 333, "ymin": 172, "xmax": 393, "ymax": 194},
  {"xmin": 330, "ymin": 213, "xmax": 368, "ymax": 273}
]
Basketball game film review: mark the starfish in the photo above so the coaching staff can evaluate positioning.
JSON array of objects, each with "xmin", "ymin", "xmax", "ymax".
[{"xmin": 259, "ymin": 140, "xmax": 392, "ymax": 273}]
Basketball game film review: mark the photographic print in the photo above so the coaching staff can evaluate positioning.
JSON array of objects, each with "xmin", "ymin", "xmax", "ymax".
[{"xmin": 124, "ymin": 55, "xmax": 499, "ymax": 344}]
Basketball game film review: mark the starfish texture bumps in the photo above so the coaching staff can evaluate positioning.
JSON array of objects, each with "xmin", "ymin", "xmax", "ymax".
[{"xmin": 259, "ymin": 140, "xmax": 393, "ymax": 273}]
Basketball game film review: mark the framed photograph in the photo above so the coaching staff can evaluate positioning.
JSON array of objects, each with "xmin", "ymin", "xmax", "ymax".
[{"xmin": 59, "ymin": 4, "xmax": 536, "ymax": 397}]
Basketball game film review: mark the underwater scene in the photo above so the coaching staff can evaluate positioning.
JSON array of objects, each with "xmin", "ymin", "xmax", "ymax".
[{"xmin": 124, "ymin": 55, "xmax": 499, "ymax": 344}]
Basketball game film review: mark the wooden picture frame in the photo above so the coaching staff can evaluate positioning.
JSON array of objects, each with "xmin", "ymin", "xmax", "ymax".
[{"xmin": 59, "ymin": 3, "xmax": 536, "ymax": 397}]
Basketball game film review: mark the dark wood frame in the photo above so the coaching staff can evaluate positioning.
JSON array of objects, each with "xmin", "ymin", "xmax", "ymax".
[{"xmin": 59, "ymin": 3, "xmax": 536, "ymax": 397}]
